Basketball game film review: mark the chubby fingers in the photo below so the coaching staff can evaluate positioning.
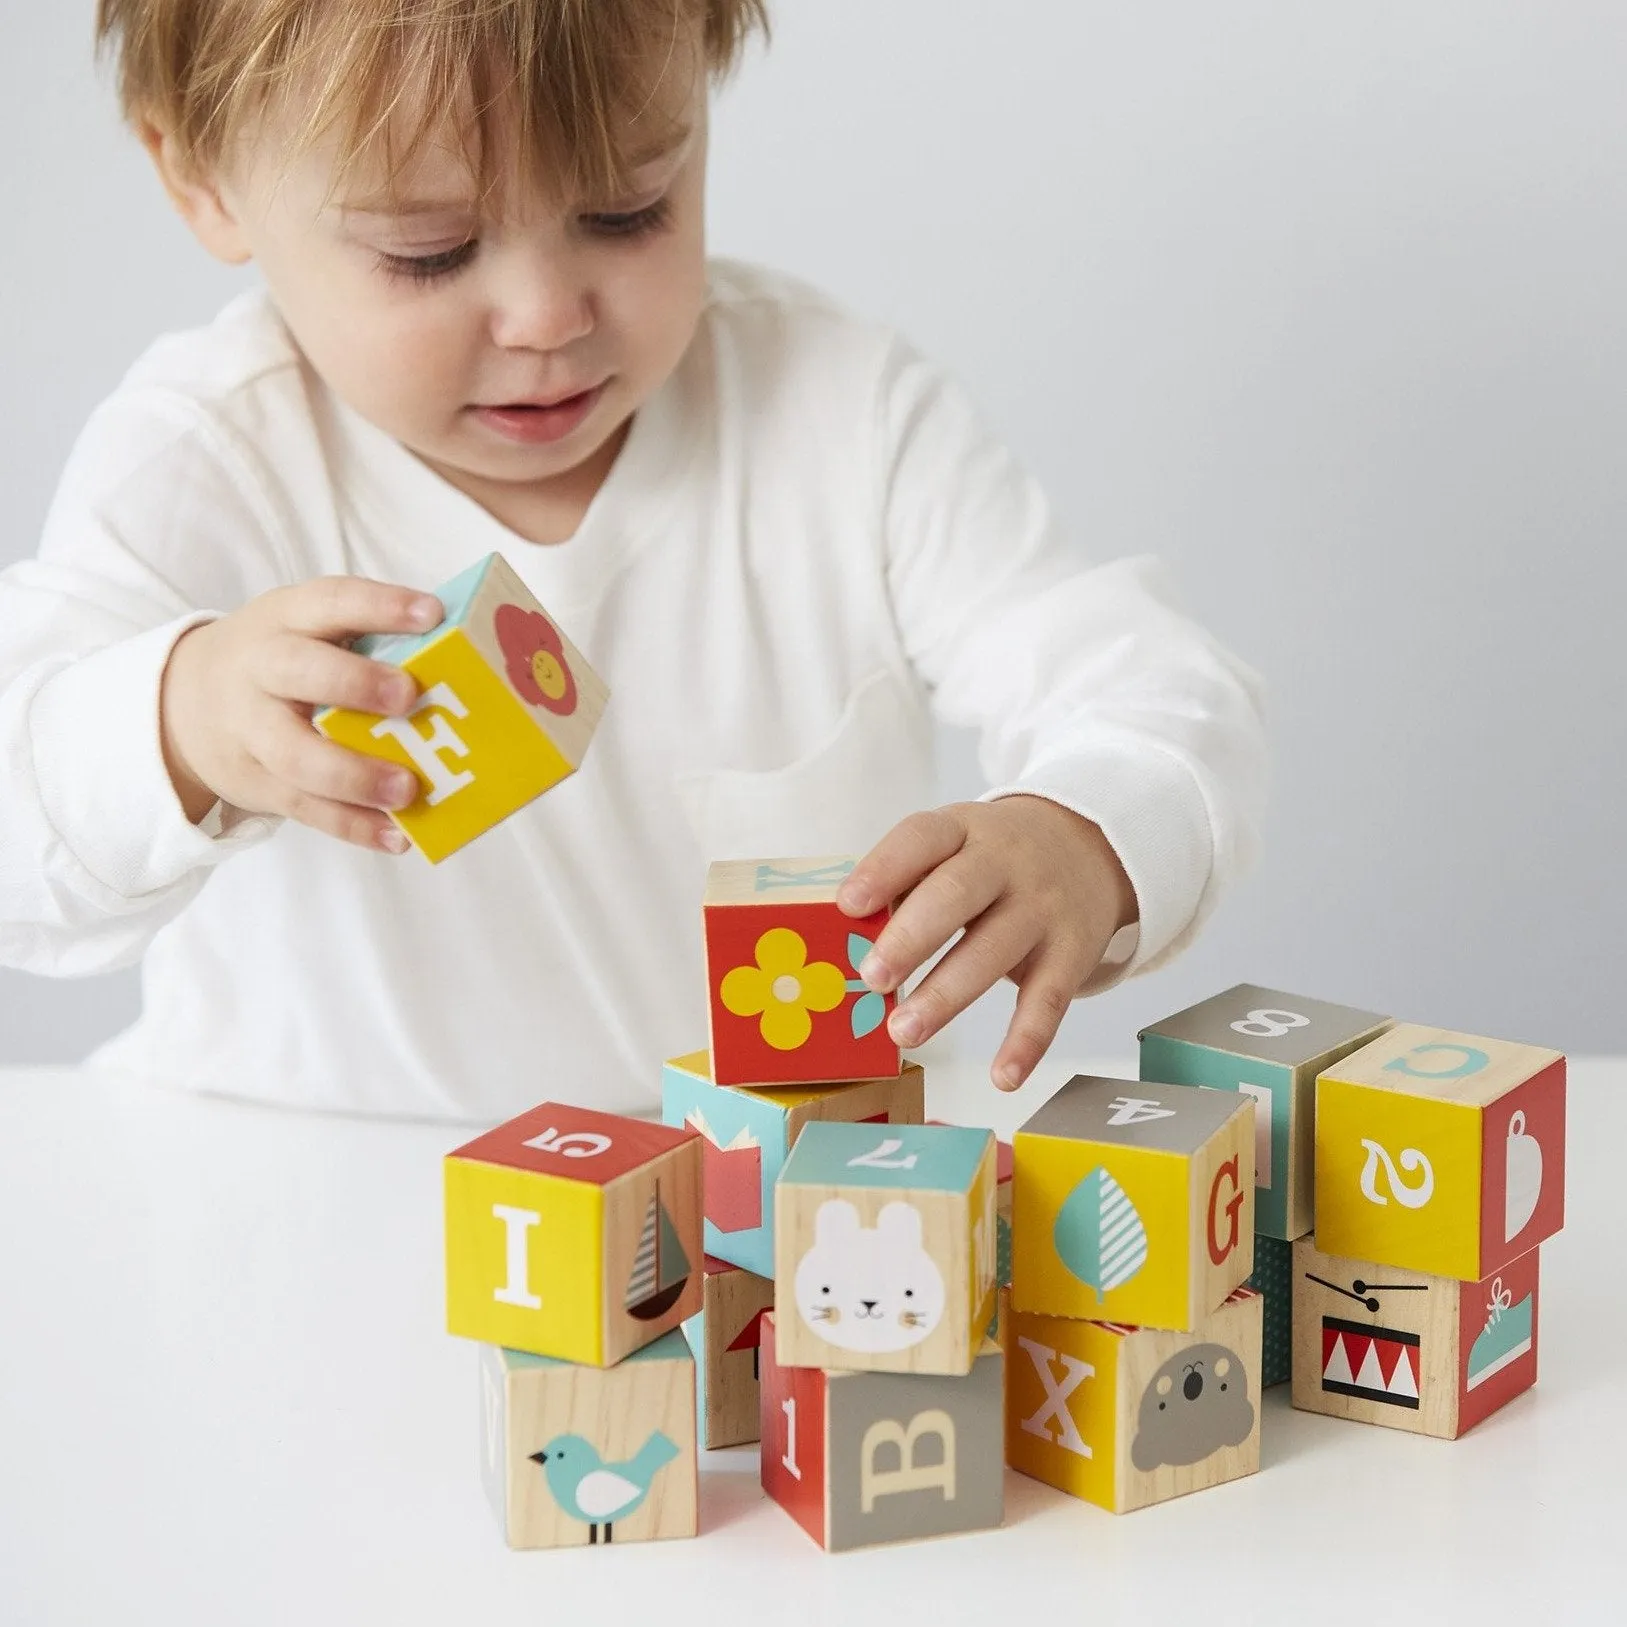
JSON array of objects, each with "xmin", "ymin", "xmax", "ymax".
[
  {"xmin": 838, "ymin": 808, "xmax": 977, "ymax": 985},
  {"xmin": 885, "ymin": 898, "xmax": 1037, "ymax": 1049},
  {"xmin": 268, "ymin": 576, "xmax": 443, "ymax": 643},
  {"xmin": 255, "ymin": 634, "xmax": 420, "ymax": 717},
  {"xmin": 989, "ymin": 946, "xmax": 1094, "ymax": 1092}
]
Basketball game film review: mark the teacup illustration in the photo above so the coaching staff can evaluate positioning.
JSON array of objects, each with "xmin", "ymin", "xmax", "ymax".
[{"xmin": 1504, "ymin": 1111, "xmax": 1543, "ymax": 1242}]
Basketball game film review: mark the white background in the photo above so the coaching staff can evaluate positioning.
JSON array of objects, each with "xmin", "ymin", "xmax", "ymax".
[{"xmin": 3, "ymin": 2, "xmax": 1623, "ymax": 1064}]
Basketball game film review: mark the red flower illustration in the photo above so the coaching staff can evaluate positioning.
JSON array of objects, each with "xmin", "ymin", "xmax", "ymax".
[{"xmin": 494, "ymin": 603, "xmax": 578, "ymax": 717}]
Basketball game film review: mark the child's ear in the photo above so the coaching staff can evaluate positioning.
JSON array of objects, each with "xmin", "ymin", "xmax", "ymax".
[{"xmin": 135, "ymin": 114, "xmax": 254, "ymax": 267}]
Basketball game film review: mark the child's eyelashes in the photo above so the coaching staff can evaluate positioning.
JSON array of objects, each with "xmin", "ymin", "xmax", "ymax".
[
  {"xmin": 375, "ymin": 241, "xmax": 477, "ymax": 286},
  {"xmin": 371, "ymin": 198, "xmax": 671, "ymax": 288},
  {"xmin": 582, "ymin": 197, "xmax": 673, "ymax": 239}
]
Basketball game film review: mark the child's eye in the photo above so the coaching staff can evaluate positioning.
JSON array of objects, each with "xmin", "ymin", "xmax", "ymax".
[
  {"xmin": 582, "ymin": 198, "xmax": 672, "ymax": 240},
  {"xmin": 374, "ymin": 241, "xmax": 478, "ymax": 286}
]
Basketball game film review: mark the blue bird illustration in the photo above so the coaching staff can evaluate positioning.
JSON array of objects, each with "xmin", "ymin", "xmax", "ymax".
[{"xmin": 529, "ymin": 1431, "xmax": 679, "ymax": 1544}]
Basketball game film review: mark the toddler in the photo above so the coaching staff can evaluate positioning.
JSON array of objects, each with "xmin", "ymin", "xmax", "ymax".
[{"xmin": 0, "ymin": 0, "xmax": 1267, "ymax": 1120}]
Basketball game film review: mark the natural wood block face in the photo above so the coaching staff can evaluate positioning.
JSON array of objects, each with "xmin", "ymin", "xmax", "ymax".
[
  {"xmin": 1314, "ymin": 1026, "xmax": 1566, "ymax": 1280},
  {"xmin": 1013, "ymin": 1076, "xmax": 1255, "ymax": 1331},
  {"xmin": 703, "ymin": 858, "xmax": 901, "ymax": 1086},
  {"xmin": 446, "ymin": 1104, "xmax": 702, "ymax": 1365},
  {"xmin": 479, "ymin": 1332, "xmax": 697, "ymax": 1549},
  {"xmin": 1006, "ymin": 1288, "xmax": 1262, "ymax": 1513},
  {"xmin": 774, "ymin": 1122, "xmax": 998, "ymax": 1376},
  {"xmin": 1139, "ymin": 983, "xmax": 1393, "ymax": 1240},
  {"xmin": 661, "ymin": 1052, "xmax": 925, "ymax": 1278},
  {"xmin": 684, "ymin": 1255, "xmax": 775, "ymax": 1449},
  {"xmin": 1291, "ymin": 1235, "xmax": 1540, "ymax": 1439},
  {"xmin": 759, "ymin": 1312, "xmax": 1005, "ymax": 1552},
  {"xmin": 314, "ymin": 552, "xmax": 607, "ymax": 863},
  {"xmin": 933, "ymin": 1120, "xmax": 1014, "ymax": 1287}
]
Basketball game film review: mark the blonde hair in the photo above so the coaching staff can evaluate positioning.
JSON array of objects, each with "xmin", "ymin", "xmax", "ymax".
[{"xmin": 94, "ymin": 0, "xmax": 767, "ymax": 206}]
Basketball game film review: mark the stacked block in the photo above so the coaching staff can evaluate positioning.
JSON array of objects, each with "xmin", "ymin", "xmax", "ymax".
[
  {"xmin": 761, "ymin": 1121, "xmax": 1006, "ymax": 1549},
  {"xmin": 1295, "ymin": 1024, "xmax": 1564, "ymax": 1437},
  {"xmin": 1291, "ymin": 1235, "xmax": 1539, "ymax": 1439},
  {"xmin": 446, "ymin": 1103, "xmax": 704, "ymax": 1550},
  {"xmin": 773, "ymin": 1121, "xmax": 999, "ymax": 1375},
  {"xmin": 684, "ymin": 1256, "xmax": 775, "ymax": 1450},
  {"xmin": 316, "ymin": 551, "xmax": 607, "ymax": 863},
  {"xmin": 480, "ymin": 1332, "xmax": 697, "ymax": 1548},
  {"xmin": 703, "ymin": 857, "xmax": 901, "ymax": 1085},
  {"xmin": 760, "ymin": 1312, "xmax": 1006, "ymax": 1551},
  {"xmin": 662, "ymin": 1052, "xmax": 925, "ymax": 1278},
  {"xmin": 1006, "ymin": 1287, "xmax": 1262, "ymax": 1513},
  {"xmin": 1006, "ymin": 1074, "xmax": 1263, "ymax": 1512}
]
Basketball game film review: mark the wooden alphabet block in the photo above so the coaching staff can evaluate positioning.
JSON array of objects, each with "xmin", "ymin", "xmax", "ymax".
[
  {"xmin": 1246, "ymin": 1232, "xmax": 1293, "ymax": 1388},
  {"xmin": 661, "ymin": 1051, "xmax": 925, "ymax": 1277},
  {"xmin": 1138, "ymin": 983, "xmax": 1392, "ymax": 1240},
  {"xmin": 774, "ymin": 1121, "xmax": 998, "ymax": 1376},
  {"xmin": 1291, "ymin": 1235, "xmax": 1540, "ymax": 1438},
  {"xmin": 683, "ymin": 1255, "xmax": 775, "ymax": 1449},
  {"xmin": 479, "ymin": 1331, "xmax": 697, "ymax": 1548},
  {"xmin": 931, "ymin": 1120, "xmax": 1014, "ymax": 1287},
  {"xmin": 704, "ymin": 857, "xmax": 900, "ymax": 1086},
  {"xmin": 759, "ymin": 1311, "xmax": 1005, "ymax": 1552},
  {"xmin": 446, "ymin": 1103, "xmax": 702, "ymax": 1365},
  {"xmin": 314, "ymin": 552, "xmax": 607, "ymax": 863},
  {"xmin": 1314, "ymin": 1025, "xmax": 1565, "ymax": 1280},
  {"xmin": 1005, "ymin": 1287, "xmax": 1262, "ymax": 1514},
  {"xmin": 1012, "ymin": 1075, "xmax": 1255, "ymax": 1331}
]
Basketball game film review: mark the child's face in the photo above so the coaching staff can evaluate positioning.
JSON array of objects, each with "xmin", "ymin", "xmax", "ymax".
[{"xmin": 167, "ymin": 66, "xmax": 708, "ymax": 537}]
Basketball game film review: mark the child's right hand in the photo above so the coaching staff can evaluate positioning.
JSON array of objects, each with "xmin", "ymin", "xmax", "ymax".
[{"xmin": 158, "ymin": 576, "xmax": 444, "ymax": 853}]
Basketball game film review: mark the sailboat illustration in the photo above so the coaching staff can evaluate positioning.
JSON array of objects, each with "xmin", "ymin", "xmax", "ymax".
[{"xmin": 625, "ymin": 1181, "xmax": 692, "ymax": 1321}]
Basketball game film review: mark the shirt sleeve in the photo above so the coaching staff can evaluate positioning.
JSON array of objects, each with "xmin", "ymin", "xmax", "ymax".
[
  {"xmin": 875, "ymin": 337, "xmax": 1269, "ymax": 993},
  {"xmin": 0, "ymin": 391, "xmax": 292, "ymax": 977}
]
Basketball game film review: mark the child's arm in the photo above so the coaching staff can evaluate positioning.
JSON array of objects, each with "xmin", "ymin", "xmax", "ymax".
[
  {"xmin": 841, "ymin": 339, "xmax": 1268, "ymax": 1090},
  {"xmin": 0, "ymin": 394, "xmax": 429, "ymax": 977}
]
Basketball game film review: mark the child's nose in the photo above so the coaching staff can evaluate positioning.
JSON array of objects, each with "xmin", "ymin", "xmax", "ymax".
[{"xmin": 489, "ymin": 262, "xmax": 595, "ymax": 352}]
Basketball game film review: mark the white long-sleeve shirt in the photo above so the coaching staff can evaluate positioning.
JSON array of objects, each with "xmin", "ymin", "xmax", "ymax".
[{"xmin": 0, "ymin": 260, "xmax": 1266, "ymax": 1121}]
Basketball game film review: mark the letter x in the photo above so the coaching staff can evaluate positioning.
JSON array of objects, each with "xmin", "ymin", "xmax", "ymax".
[{"xmin": 1017, "ymin": 1337, "xmax": 1093, "ymax": 1459}]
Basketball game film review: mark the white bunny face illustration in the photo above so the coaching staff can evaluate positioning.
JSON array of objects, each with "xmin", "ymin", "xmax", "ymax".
[{"xmin": 793, "ymin": 1199, "xmax": 946, "ymax": 1353}]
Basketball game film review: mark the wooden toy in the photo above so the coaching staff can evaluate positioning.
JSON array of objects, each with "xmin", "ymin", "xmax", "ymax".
[
  {"xmin": 759, "ymin": 1311, "xmax": 1005, "ymax": 1552},
  {"xmin": 479, "ymin": 1330, "xmax": 697, "ymax": 1548},
  {"xmin": 704, "ymin": 857, "xmax": 900, "ymax": 1086},
  {"xmin": 1012, "ymin": 1075, "xmax": 1255, "ymax": 1331},
  {"xmin": 446, "ymin": 1103, "xmax": 702, "ymax": 1365},
  {"xmin": 1314, "ymin": 1025, "xmax": 1565, "ymax": 1281},
  {"xmin": 314, "ymin": 552, "xmax": 607, "ymax": 863},
  {"xmin": 931, "ymin": 1120, "xmax": 1013, "ymax": 1286},
  {"xmin": 1247, "ymin": 1233, "xmax": 1294, "ymax": 1388},
  {"xmin": 1005, "ymin": 1287, "xmax": 1262, "ymax": 1514},
  {"xmin": 1138, "ymin": 984, "xmax": 1391, "ymax": 1240},
  {"xmin": 1291, "ymin": 1235, "xmax": 1539, "ymax": 1439},
  {"xmin": 774, "ymin": 1121, "xmax": 998, "ymax": 1377},
  {"xmin": 683, "ymin": 1255, "xmax": 775, "ymax": 1450},
  {"xmin": 661, "ymin": 1052, "xmax": 925, "ymax": 1277}
]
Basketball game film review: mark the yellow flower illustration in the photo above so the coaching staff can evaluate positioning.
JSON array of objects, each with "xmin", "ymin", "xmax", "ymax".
[{"xmin": 719, "ymin": 928, "xmax": 846, "ymax": 1051}]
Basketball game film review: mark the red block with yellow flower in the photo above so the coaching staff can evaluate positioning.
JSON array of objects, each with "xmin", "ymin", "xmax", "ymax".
[
  {"xmin": 703, "ymin": 857, "xmax": 901, "ymax": 1087},
  {"xmin": 315, "ymin": 552, "xmax": 608, "ymax": 863}
]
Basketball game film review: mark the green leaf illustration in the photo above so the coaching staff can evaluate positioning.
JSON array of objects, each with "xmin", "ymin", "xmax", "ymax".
[
  {"xmin": 851, "ymin": 990, "xmax": 887, "ymax": 1039},
  {"xmin": 1054, "ymin": 1166, "xmax": 1148, "ymax": 1303}
]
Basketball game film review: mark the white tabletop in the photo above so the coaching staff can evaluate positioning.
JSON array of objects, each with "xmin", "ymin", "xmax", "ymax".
[{"xmin": 0, "ymin": 1056, "xmax": 1619, "ymax": 1626}]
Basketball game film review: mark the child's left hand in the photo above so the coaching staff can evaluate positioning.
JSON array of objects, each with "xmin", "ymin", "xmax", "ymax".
[{"xmin": 837, "ymin": 796, "xmax": 1138, "ymax": 1093}]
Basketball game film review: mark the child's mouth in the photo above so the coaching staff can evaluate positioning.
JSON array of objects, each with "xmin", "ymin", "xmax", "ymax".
[{"xmin": 471, "ymin": 385, "xmax": 604, "ymax": 446}]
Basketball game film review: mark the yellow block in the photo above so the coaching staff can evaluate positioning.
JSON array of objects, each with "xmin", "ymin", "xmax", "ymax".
[
  {"xmin": 1005, "ymin": 1309, "xmax": 1121, "ymax": 1509},
  {"xmin": 1012, "ymin": 1135, "xmax": 1190, "ymax": 1329},
  {"xmin": 316, "ymin": 627, "xmax": 573, "ymax": 864},
  {"xmin": 444, "ymin": 1157, "xmax": 605, "ymax": 1364},
  {"xmin": 1315, "ymin": 1078, "xmax": 1482, "ymax": 1279}
]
